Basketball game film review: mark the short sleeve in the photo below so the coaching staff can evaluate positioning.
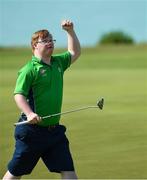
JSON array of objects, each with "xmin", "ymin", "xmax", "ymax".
[
  {"xmin": 54, "ymin": 51, "xmax": 71, "ymax": 72},
  {"xmin": 14, "ymin": 65, "xmax": 34, "ymax": 97}
]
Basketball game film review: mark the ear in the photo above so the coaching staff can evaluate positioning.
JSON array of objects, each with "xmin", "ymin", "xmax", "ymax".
[{"xmin": 34, "ymin": 43, "xmax": 38, "ymax": 49}]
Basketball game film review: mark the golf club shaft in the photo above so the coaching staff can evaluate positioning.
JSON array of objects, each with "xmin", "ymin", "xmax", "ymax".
[
  {"xmin": 42, "ymin": 106, "xmax": 98, "ymax": 119},
  {"xmin": 14, "ymin": 106, "xmax": 98, "ymax": 126}
]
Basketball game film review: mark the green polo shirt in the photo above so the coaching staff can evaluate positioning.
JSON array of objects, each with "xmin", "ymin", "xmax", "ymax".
[{"xmin": 14, "ymin": 51, "xmax": 71, "ymax": 127}]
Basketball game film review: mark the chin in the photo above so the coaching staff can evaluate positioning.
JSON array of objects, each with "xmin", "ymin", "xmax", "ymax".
[{"xmin": 45, "ymin": 48, "xmax": 54, "ymax": 56}]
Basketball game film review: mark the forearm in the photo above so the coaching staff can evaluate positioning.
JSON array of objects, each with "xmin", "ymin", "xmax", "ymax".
[
  {"xmin": 14, "ymin": 94, "xmax": 33, "ymax": 116},
  {"xmin": 67, "ymin": 29, "xmax": 81, "ymax": 59},
  {"xmin": 14, "ymin": 94, "xmax": 40, "ymax": 124}
]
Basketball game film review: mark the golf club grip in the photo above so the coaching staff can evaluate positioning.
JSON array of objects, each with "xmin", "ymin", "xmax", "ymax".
[{"xmin": 14, "ymin": 120, "xmax": 30, "ymax": 126}]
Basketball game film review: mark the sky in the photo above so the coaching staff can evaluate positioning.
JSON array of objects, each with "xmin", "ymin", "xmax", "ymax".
[{"xmin": 0, "ymin": 0, "xmax": 147, "ymax": 47}]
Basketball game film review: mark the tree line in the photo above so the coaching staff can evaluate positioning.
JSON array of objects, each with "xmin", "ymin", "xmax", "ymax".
[{"xmin": 99, "ymin": 31, "xmax": 134, "ymax": 44}]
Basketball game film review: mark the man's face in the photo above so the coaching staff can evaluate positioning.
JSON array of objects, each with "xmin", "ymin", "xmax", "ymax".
[{"xmin": 35, "ymin": 35, "xmax": 56, "ymax": 56}]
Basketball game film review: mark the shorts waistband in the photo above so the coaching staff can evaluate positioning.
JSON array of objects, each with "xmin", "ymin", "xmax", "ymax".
[
  {"xmin": 28, "ymin": 123, "xmax": 59, "ymax": 131},
  {"xmin": 40, "ymin": 123, "xmax": 59, "ymax": 129}
]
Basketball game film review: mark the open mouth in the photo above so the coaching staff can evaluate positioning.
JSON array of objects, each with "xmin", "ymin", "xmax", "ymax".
[{"xmin": 46, "ymin": 46, "xmax": 53, "ymax": 49}]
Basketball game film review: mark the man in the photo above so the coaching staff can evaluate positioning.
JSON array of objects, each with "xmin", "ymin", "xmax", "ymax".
[{"xmin": 3, "ymin": 19, "xmax": 81, "ymax": 179}]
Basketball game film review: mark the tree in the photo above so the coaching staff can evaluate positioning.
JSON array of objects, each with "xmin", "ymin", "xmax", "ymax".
[{"xmin": 99, "ymin": 31, "xmax": 134, "ymax": 44}]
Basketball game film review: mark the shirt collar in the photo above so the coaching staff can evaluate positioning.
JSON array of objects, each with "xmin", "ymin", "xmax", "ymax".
[
  {"xmin": 32, "ymin": 55, "xmax": 53, "ymax": 66},
  {"xmin": 32, "ymin": 55, "xmax": 42, "ymax": 63}
]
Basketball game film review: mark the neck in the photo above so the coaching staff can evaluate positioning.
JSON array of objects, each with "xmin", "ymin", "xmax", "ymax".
[{"xmin": 34, "ymin": 52, "xmax": 51, "ymax": 65}]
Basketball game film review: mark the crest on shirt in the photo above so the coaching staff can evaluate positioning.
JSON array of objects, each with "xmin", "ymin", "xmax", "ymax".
[
  {"xmin": 58, "ymin": 67, "xmax": 62, "ymax": 73},
  {"xmin": 40, "ymin": 68, "xmax": 47, "ymax": 76}
]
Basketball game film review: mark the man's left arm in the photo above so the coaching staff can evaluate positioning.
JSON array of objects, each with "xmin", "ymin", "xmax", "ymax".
[{"xmin": 61, "ymin": 20, "xmax": 81, "ymax": 63}]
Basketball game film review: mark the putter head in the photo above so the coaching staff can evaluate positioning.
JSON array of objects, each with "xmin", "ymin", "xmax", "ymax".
[{"xmin": 97, "ymin": 98, "xmax": 104, "ymax": 110}]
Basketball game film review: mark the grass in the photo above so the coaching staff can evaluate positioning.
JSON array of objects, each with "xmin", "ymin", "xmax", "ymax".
[{"xmin": 0, "ymin": 45, "xmax": 147, "ymax": 179}]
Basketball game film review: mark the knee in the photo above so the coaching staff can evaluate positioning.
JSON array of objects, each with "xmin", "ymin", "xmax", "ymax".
[{"xmin": 61, "ymin": 171, "xmax": 78, "ymax": 179}]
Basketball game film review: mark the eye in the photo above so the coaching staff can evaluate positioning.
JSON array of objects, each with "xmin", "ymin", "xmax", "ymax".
[{"xmin": 44, "ymin": 40, "xmax": 48, "ymax": 43}]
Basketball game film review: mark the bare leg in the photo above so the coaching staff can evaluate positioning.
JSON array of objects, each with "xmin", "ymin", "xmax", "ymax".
[
  {"xmin": 61, "ymin": 171, "xmax": 78, "ymax": 179},
  {"xmin": 2, "ymin": 171, "xmax": 21, "ymax": 180}
]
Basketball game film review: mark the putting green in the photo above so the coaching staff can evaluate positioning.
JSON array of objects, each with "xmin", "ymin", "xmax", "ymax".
[{"xmin": 0, "ymin": 45, "xmax": 147, "ymax": 179}]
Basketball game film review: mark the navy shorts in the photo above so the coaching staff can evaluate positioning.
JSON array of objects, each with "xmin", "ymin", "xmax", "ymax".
[{"xmin": 8, "ymin": 124, "xmax": 74, "ymax": 176}]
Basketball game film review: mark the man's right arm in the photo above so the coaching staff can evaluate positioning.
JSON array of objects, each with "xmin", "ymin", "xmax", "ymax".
[{"xmin": 14, "ymin": 94, "xmax": 41, "ymax": 124}]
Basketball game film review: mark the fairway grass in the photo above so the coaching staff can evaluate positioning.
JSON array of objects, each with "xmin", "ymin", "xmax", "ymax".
[{"xmin": 0, "ymin": 45, "xmax": 147, "ymax": 179}]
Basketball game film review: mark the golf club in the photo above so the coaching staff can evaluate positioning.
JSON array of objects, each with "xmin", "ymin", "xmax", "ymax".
[{"xmin": 14, "ymin": 97, "xmax": 104, "ymax": 126}]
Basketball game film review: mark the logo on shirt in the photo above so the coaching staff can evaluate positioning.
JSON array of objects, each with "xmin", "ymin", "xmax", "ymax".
[
  {"xmin": 58, "ymin": 67, "xmax": 62, "ymax": 73},
  {"xmin": 40, "ymin": 69, "xmax": 47, "ymax": 76}
]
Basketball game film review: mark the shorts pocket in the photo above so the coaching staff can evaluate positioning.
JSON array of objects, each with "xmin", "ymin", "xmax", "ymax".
[{"xmin": 15, "ymin": 126, "xmax": 29, "ymax": 141}]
